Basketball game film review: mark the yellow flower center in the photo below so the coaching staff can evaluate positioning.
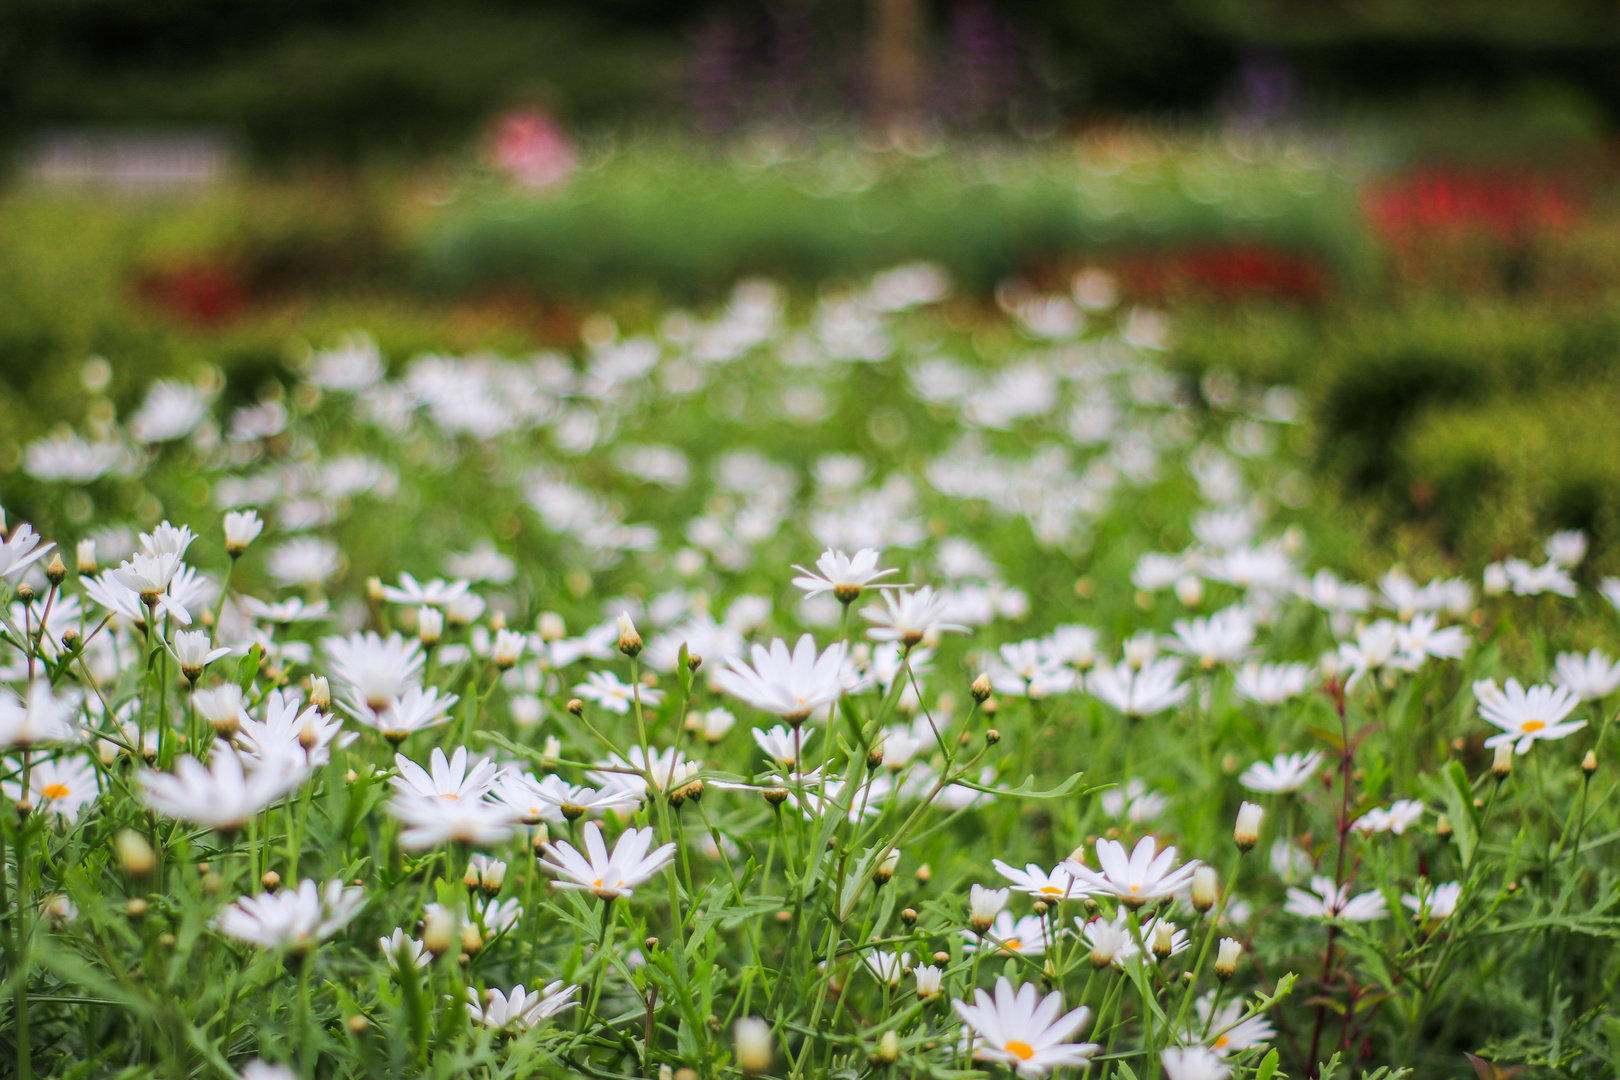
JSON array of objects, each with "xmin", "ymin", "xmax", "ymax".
[
  {"xmin": 42, "ymin": 784, "xmax": 70, "ymax": 800},
  {"xmin": 593, "ymin": 878, "xmax": 605, "ymax": 888},
  {"xmin": 1128, "ymin": 885, "xmax": 1141, "ymax": 894},
  {"xmin": 1214, "ymin": 1035, "xmax": 1230, "ymax": 1049},
  {"xmin": 1039, "ymin": 885, "xmax": 1064, "ymax": 895},
  {"xmin": 1005, "ymin": 1041, "xmax": 1035, "ymax": 1061},
  {"xmin": 1522, "ymin": 720, "xmax": 1546, "ymax": 733},
  {"xmin": 440, "ymin": 793, "xmax": 459, "ymax": 800},
  {"xmin": 1002, "ymin": 939, "xmax": 1021, "ymax": 952}
]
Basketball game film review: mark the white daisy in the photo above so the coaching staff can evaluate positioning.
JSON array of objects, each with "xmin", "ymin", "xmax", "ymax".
[
  {"xmin": 466, "ymin": 982, "xmax": 578, "ymax": 1029},
  {"xmin": 791, "ymin": 548, "xmax": 903, "ymax": 602},
  {"xmin": 1284, "ymin": 875, "xmax": 1387, "ymax": 922},
  {"xmin": 1474, "ymin": 678, "xmax": 1586, "ymax": 755},
  {"xmin": 1239, "ymin": 751, "xmax": 1324, "ymax": 794},
  {"xmin": 952, "ymin": 977, "xmax": 1099, "ymax": 1078},
  {"xmin": 1066, "ymin": 836, "xmax": 1200, "ymax": 907},
  {"xmin": 537, "ymin": 821, "xmax": 676, "ymax": 899}
]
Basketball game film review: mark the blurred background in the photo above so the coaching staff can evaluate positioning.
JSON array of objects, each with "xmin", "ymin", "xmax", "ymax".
[{"xmin": 4, "ymin": 0, "xmax": 1620, "ymax": 565}]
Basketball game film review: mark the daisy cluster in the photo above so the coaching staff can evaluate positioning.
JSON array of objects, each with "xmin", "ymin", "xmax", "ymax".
[{"xmin": 0, "ymin": 263, "xmax": 1616, "ymax": 1078}]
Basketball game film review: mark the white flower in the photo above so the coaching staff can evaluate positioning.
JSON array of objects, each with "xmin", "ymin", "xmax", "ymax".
[
  {"xmin": 1239, "ymin": 751, "xmax": 1324, "ymax": 794},
  {"xmin": 193, "ymin": 684, "xmax": 249, "ymax": 735},
  {"xmin": 1099, "ymin": 779, "xmax": 1166, "ymax": 823},
  {"xmin": 323, "ymin": 631, "xmax": 424, "ymax": 709},
  {"xmin": 1402, "ymin": 880, "xmax": 1462, "ymax": 922},
  {"xmin": 493, "ymin": 628, "xmax": 526, "ymax": 668},
  {"xmin": 1190, "ymin": 991, "xmax": 1274, "ymax": 1056},
  {"xmin": 592, "ymin": 746, "xmax": 693, "ymax": 799},
  {"xmin": 240, "ymin": 1061, "xmax": 299, "ymax": 1080},
  {"xmin": 345, "ymin": 685, "xmax": 459, "ymax": 741},
  {"xmin": 1161, "ymin": 1047, "xmax": 1230, "ymax": 1080},
  {"xmin": 1397, "ymin": 613, "xmax": 1468, "ymax": 661},
  {"xmin": 1502, "ymin": 558, "xmax": 1577, "ymax": 598},
  {"xmin": 380, "ymin": 927, "xmax": 431, "ymax": 971},
  {"xmin": 1474, "ymin": 678, "xmax": 1586, "ymax": 755},
  {"xmin": 223, "ymin": 510, "xmax": 264, "ymax": 554},
  {"xmin": 1284, "ymin": 875, "xmax": 1387, "ymax": 922},
  {"xmin": 390, "ymin": 794, "xmax": 520, "ymax": 849},
  {"xmin": 1234, "ymin": 662, "xmax": 1312, "ymax": 706},
  {"xmin": 1337, "ymin": 619, "xmax": 1420, "ymax": 690},
  {"xmin": 864, "ymin": 949, "xmax": 911, "ymax": 986},
  {"xmin": 0, "ymin": 682, "xmax": 81, "ymax": 747},
  {"xmin": 0, "ymin": 522, "xmax": 54, "ymax": 581},
  {"xmin": 267, "ymin": 537, "xmax": 342, "ymax": 588},
  {"xmin": 1163, "ymin": 606, "xmax": 1254, "ymax": 669},
  {"xmin": 861, "ymin": 587, "xmax": 967, "ymax": 647},
  {"xmin": 1296, "ymin": 569, "xmax": 1371, "ymax": 614},
  {"xmin": 753, "ymin": 724, "xmax": 814, "ymax": 768},
  {"xmin": 1079, "ymin": 911, "xmax": 1137, "ymax": 967},
  {"xmin": 914, "ymin": 965, "xmax": 943, "ymax": 999},
  {"xmin": 1545, "ymin": 530, "xmax": 1588, "ymax": 567},
  {"xmin": 169, "ymin": 630, "xmax": 231, "ymax": 681},
  {"xmin": 989, "ymin": 640, "xmax": 1078, "ymax": 698},
  {"xmin": 238, "ymin": 596, "xmax": 330, "ymax": 624},
  {"xmin": 1133, "ymin": 552, "xmax": 1187, "ymax": 592},
  {"xmin": 1553, "ymin": 650, "xmax": 1620, "ymax": 701},
  {"xmin": 964, "ymin": 911, "xmax": 1049, "ymax": 955},
  {"xmin": 215, "ymin": 878, "xmax": 365, "ymax": 951},
  {"xmin": 380, "ymin": 573, "xmax": 470, "ymax": 607},
  {"xmin": 573, "ymin": 670, "xmax": 663, "ymax": 715},
  {"xmin": 466, "ymin": 983, "xmax": 577, "ymax": 1030},
  {"xmin": 1352, "ymin": 799, "xmax": 1425, "ymax": 835},
  {"xmin": 537, "ymin": 821, "xmax": 676, "ymax": 899},
  {"xmin": 3, "ymin": 754, "xmax": 99, "ymax": 821},
  {"xmin": 1600, "ymin": 577, "xmax": 1620, "ymax": 613},
  {"xmin": 129, "ymin": 380, "xmax": 211, "ymax": 442},
  {"xmin": 791, "ymin": 548, "xmax": 902, "ymax": 602},
  {"xmin": 1086, "ymin": 658, "xmax": 1188, "ymax": 717},
  {"xmin": 391, "ymin": 747, "xmax": 498, "ymax": 801},
  {"xmin": 952, "ymin": 977, "xmax": 1099, "ymax": 1078},
  {"xmin": 111, "ymin": 551, "xmax": 183, "ymax": 603},
  {"xmin": 237, "ymin": 689, "xmax": 354, "ymax": 770},
  {"xmin": 714, "ymin": 635, "xmax": 848, "ymax": 722},
  {"xmin": 139, "ymin": 749, "xmax": 303, "ymax": 832},
  {"xmin": 1066, "ymin": 836, "xmax": 1200, "ymax": 907},
  {"xmin": 992, "ymin": 859, "xmax": 1084, "ymax": 900}
]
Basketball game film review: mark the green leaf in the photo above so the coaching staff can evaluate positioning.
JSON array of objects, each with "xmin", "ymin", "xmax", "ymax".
[
  {"xmin": 952, "ymin": 771, "xmax": 1089, "ymax": 799},
  {"xmin": 1256, "ymin": 1048, "xmax": 1280, "ymax": 1080},
  {"xmin": 1427, "ymin": 760, "xmax": 1480, "ymax": 871},
  {"xmin": 1306, "ymin": 726, "xmax": 1345, "ymax": 752},
  {"xmin": 234, "ymin": 643, "xmax": 262, "ymax": 692}
]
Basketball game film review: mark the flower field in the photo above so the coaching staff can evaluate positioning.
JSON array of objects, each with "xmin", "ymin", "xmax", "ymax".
[{"xmin": 2, "ymin": 259, "xmax": 1617, "ymax": 1080}]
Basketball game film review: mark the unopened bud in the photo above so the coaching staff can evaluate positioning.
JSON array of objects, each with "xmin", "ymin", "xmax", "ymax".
[
  {"xmin": 1583, "ymin": 749, "xmax": 1597, "ymax": 777},
  {"xmin": 867, "ymin": 745, "xmax": 884, "ymax": 770},
  {"xmin": 460, "ymin": 922, "xmax": 483, "ymax": 955},
  {"xmin": 125, "ymin": 898, "xmax": 149, "ymax": 920},
  {"xmin": 76, "ymin": 539, "xmax": 97, "ymax": 576},
  {"xmin": 60, "ymin": 627, "xmax": 81, "ymax": 653},
  {"xmin": 261, "ymin": 871, "xmax": 281, "ymax": 891},
  {"xmin": 1436, "ymin": 815, "xmax": 1453, "ymax": 840},
  {"xmin": 735, "ymin": 1017, "xmax": 772, "ymax": 1075},
  {"xmin": 117, "ymin": 830, "xmax": 155, "ymax": 877},
  {"xmin": 1492, "ymin": 742, "xmax": 1513, "ymax": 780},
  {"xmin": 1032, "ymin": 899, "xmax": 1050, "ymax": 917},
  {"xmin": 1191, "ymin": 866, "xmax": 1217, "ymax": 913},
  {"xmin": 423, "ymin": 908, "xmax": 457, "ymax": 956},
  {"xmin": 970, "ymin": 673, "xmax": 992, "ymax": 702},
  {"xmin": 901, "ymin": 907, "xmax": 918, "ymax": 926},
  {"xmin": 416, "ymin": 606, "xmax": 443, "ymax": 647},
  {"xmin": 763, "ymin": 787, "xmax": 790, "ymax": 807},
  {"xmin": 567, "ymin": 698, "xmax": 584, "ymax": 717},
  {"xmin": 617, "ymin": 612, "xmax": 643, "ymax": 657},
  {"xmin": 366, "ymin": 576, "xmax": 385, "ymax": 602},
  {"xmin": 1234, "ymin": 802, "xmax": 1263, "ymax": 852},
  {"xmin": 348, "ymin": 1015, "xmax": 370, "ymax": 1035},
  {"xmin": 538, "ymin": 612, "xmax": 566, "ymax": 642},
  {"xmin": 16, "ymin": 583, "xmax": 34, "ymax": 603},
  {"xmin": 1215, "ymin": 937, "xmax": 1242, "ymax": 981},
  {"xmin": 688, "ymin": 652, "xmax": 703, "ymax": 672},
  {"xmin": 914, "ymin": 863, "xmax": 932, "ymax": 884},
  {"xmin": 45, "ymin": 553, "xmax": 67, "ymax": 586},
  {"xmin": 310, "ymin": 676, "xmax": 331, "ymax": 713},
  {"xmin": 1151, "ymin": 920, "xmax": 1175, "ymax": 958},
  {"xmin": 985, "ymin": 729, "xmax": 1000, "ymax": 746},
  {"xmin": 982, "ymin": 697, "xmax": 997, "ymax": 716},
  {"xmin": 873, "ymin": 848, "xmax": 900, "ymax": 885},
  {"xmin": 872, "ymin": 1029, "xmax": 900, "ymax": 1066}
]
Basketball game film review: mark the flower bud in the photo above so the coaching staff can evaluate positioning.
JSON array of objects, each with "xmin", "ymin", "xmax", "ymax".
[
  {"xmin": 538, "ymin": 612, "xmax": 566, "ymax": 641},
  {"xmin": 735, "ymin": 1017, "xmax": 772, "ymax": 1074},
  {"xmin": 914, "ymin": 863, "xmax": 932, "ymax": 885},
  {"xmin": 16, "ymin": 583, "xmax": 34, "ymax": 603},
  {"xmin": 873, "ymin": 848, "xmax": 900, "ymax": 886},
  {"xmin": 45, "ymin": 553, "xmax": 67, "ymax": 586},
  {"xmin": 59, "ymin": 628, "xmax": 81, "ymax": 653},
  {"xmin": 366, "ymin": 576, "xmax": 385, "ymax": 602},
  {"xmin": 872, "ymin": 1029, "xmax": 899, "ymax": 1066},
  {"xmin": 125, "ymin": 898, "xmax": 149, "ymax": 920},
  {"xmin": 117, "ymin": 829, "xmax": 155, "ymax": 877},
  {"xmin": 1234, "ymin": 802, "xmax": 1263, "ymax": 852},
  {"xmin": 1583, "ymin": 749, "xmax": 1597, "ymax": 778},
  {"xmin": 970, "ymin": 673, "xmax": 992, "ymax": 703},
  {"xmin": 416, "ymin": 606, "xmax": 443, "ymax": 647},
  {"xmin": 1436, "ymin": 815, "xmax": 1453, "ymax": 840},
  {"xmin": 348, "ymin": 1015, "xmax": 370, "ymax": 1036},
  {"xmin": 1191, "ymin": 866, "xmax": 1217, "ymax": 913},
  {"xmin": 867, "ymin": 744, "xmax": 885, "ymax": 770},
  {"xmin": 900, "ymin": 907, "xmax": 918, "ymax": 927},
  {"xmin": 262, "ymin": 871, "xmax": 281, "ymax": 891},
  {"xmin": 969, "ymin": 884, "xmax": 1008, "ymax": 932},
  {"xmin": 1151, "ymin": 920, "xmax": 1176, "ymax": 958},
  {"xmin": 763, "ymin": 787, "xmax": 790, "ymax": 807},
  {"xmin": 310, "ymin": 676, "xmax": 331, "ymax": 714},
  {"xmin": 1173, "ymin": 574, "xmax": 1203, "ymax": 607},
  {"xmin": 76, "ymin": 538, "xmax": 97, "ymax": 576},
  {"xmin": 1215, "ymin": 937, "xmax": 1242, "ymax": 980},
  {"xmin": 1492, "ymin": 742, "xmax": 1513, "ymax": 780},
  {"xmin": 617, "ymin": 612, "xmax": 643, "ymax": 658},
  {"xmin": 223, "ymin": 509, "xmax": 264, "ymax": 557},
  {"xmin": 915, "ymin": 965, "xmax": 943, "ymax": 999},
  {"xmin": 985, "ymin": 729, "xmax": 1000, "ymax": 746},
  {"xmin": 541, "ymin": 735, "xmax": 561, "ymax": 763},
  {"xmin": 567, "ymin": 698, "xmax": 584, "ymax": 717},
  {"xmin": 493, "ymin": 628, "xmax": 525, "ymax": 670},
  {"xmin": 423, "ymin": 908, "xmax": 457, "ymax": 956},
  {"xmin": 460, "ymin": 922, "xmax": 483, "ymax": 955}
]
